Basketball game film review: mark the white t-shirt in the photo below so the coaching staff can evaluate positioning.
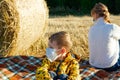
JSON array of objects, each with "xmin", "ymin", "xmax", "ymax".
[{"xmin": 88, "ymin": 17, "xmax": 120, "ymax": 68}]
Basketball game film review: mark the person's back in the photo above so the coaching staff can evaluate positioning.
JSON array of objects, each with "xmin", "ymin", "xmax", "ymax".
[
  {"xmin": 88, "ymin": 3, "xmax": 120, "ymax": 71},
  {"xmin": 89, "ymin": 17, "xmax": 120, "ymax": 68}
]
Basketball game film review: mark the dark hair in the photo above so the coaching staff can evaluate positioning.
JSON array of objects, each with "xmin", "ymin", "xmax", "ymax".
[{"xmin": 91, "ymin": 2, "xmax": 110, "ymax": 23}]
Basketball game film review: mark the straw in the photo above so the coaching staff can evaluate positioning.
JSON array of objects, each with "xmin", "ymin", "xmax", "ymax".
[{"xmin": 0, "ymin": 0, "xmax": 48, "ymax": 56}]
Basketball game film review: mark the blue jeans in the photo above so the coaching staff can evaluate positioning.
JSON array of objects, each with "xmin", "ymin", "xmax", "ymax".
[
  {"xmin": 103, "ymin": 40, "xmax": 120, "ymax": 72},
  {"xmin": 49, "ymin": 71, "xmax": 68, "ymax": 80},
  {"xmin": 103, "ymin": 58, "xmax": 120, "ymax": 72}
]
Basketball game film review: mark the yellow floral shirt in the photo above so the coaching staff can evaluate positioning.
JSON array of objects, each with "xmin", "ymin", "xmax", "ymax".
[{"xmin": 36, "ymin": 53, "xmax": 80, "ymax": 80}]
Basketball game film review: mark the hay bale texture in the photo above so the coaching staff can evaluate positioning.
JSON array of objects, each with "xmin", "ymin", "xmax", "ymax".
[{"xmin": 0, "ymin": 0, "xmax": 48, "ymax": 56}]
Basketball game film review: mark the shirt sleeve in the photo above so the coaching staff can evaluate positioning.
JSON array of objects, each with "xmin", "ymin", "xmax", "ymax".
[
  {"xmin": 36, "ymin": 58, "xmax": 52, "ymax": 80},
  {"xmin": 67, "ymin": 59, "xmax": 81, "ymax": 80},
  {"xmin": 112, "ymin": 24, "xmax": 120, "ymax": 40}
]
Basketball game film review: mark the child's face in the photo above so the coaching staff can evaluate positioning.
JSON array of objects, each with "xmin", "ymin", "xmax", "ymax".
[
  {"xmin": 46, "ymin": 40, "xmax": 67, "ymax": 61},
  {"xmin": 48, "ymin": 40, "xmax": 60, "ymax": 55}
]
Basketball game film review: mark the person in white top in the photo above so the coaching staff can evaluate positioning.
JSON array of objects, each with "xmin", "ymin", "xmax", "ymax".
[{"xmin": 88, "ymin": 2, "xmax": 120, "ymax": 72}]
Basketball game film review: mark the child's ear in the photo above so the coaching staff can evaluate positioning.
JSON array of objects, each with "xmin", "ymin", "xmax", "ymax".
[{"xmin": 61, "ymin": 47, "xmax": 66, "ymax": 54}]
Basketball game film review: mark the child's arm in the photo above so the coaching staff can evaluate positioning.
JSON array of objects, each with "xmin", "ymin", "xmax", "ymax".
[
  {"xmin": 36, "ymin": 58, "xmax": 52, "ymax": 80},
  {"xmin": 67, "ymin": 59, "xmax": 81, "ymax": 80}
]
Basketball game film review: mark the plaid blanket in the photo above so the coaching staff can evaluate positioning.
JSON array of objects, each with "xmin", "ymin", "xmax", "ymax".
[
  {"xmin": 80, "ymin": 60, "xmax": 120, "ymax": 80},
  {"xmin": 0, "ymin": 56, "xmax": 120, "ymax": 80},
  {"xmin": 0, "ymin": 56, "xmax": 42, "ymax": 80}
]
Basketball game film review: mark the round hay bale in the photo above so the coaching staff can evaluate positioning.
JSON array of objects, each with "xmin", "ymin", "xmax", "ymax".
[
  {"xmin": 0, "ymin": 0, "xmax": 48, "ymax": 56},
  {"xmin": 0, "ymin": 0, "xmax": 19, "ymax": 56}
]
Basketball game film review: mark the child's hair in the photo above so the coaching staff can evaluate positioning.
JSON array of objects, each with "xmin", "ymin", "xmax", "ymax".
[
  {"xmin": 49, "ymin": 31, "xmax": 72, "ymax": 52},
  {"xmin": 91, "ymin": 2, "xmax": 110, "ymax": 23}
]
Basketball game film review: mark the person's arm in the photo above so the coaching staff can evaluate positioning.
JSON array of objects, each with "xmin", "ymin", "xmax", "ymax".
[
  {"xmin": 67, "ymin": 59, "xmax": 81, "ymax": 80},
  {"xmin": 36, "ymin": 58, "xmax": 52, "ymax": 80},
  {"xmin": 112, "ymin": 24, "xmax": 120, "ymax": 40}
]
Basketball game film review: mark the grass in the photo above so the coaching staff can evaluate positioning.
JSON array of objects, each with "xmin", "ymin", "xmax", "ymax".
[
  {"xmin": 45, "ymin": 15, "xmax": 92, "ymax": 60},
  {"xmin": 8, "ymin": 15, "xmax": 119, "ymax": 60},
  {"xmin": 37, "ymin": 15, "xmax": 120, "ymax": 60}
]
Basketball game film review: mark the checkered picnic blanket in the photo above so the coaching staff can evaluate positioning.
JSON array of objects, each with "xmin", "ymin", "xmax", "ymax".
[
  {"xmin": 80, "ymin": 60, "xmax": 120, "ymax": 80},
  {"xmin": 0, "ymin": 56, "xmax": 120, "ymax": 80},
  {"xmin": 0, "ymin": 56, "xmax": 42, "ymax": 80}
]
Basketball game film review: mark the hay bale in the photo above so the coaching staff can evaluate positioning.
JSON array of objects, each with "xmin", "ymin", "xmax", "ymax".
[
  {"xmin": 0, "ymin": 0, "xmax": 48, "ymax": 56},
  {"xmin": 0, "ymin": 0, "xmax": 19, "ymax": 56}
]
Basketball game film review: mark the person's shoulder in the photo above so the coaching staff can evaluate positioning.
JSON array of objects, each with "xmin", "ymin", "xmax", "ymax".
[
  {"xmin": 70, "ymin": 58, "xmax": 79, "ymax": 65},
  {"xmin": 111, "ymin": 23, "xmax": 119, "ymax": 27},
  {"xmin": 41, "ymin": 56, "xmax": 50, "ymax": 64},
  {"xmin": 111, "ymin": 23, "xmax": 120, "ymax": 30},
  {"xmin": 107, "ymin": 23, "xmax": 119, "ymax": 27},
  {"xmin": 106, "ymin": 23, "xmax": 120, "ymax": 29}
]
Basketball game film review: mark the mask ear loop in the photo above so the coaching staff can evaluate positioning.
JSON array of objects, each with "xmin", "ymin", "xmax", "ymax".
[{"xmin": 60, "ymin": 48, "xmax": 67, "ymax": 59}]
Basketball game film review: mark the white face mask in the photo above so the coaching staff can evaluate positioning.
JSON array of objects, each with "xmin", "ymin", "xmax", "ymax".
[{"xmin": 46, "ymin": 48, "xmax": 61, "ymax": 62}]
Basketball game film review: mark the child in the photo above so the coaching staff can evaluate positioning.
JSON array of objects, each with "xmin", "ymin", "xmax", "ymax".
[{"xmin": 36, "ymin": 31, "xmax": 80, "ymax": 80}]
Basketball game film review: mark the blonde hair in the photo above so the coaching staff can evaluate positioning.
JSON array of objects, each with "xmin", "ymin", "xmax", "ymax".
[
  {"xmin": 91, "ymin": 2, "xmax": 110, "ymax": 23},
  {"xmin": 49, "ymin": 31, "xmax": 72, "ymax": 52}
]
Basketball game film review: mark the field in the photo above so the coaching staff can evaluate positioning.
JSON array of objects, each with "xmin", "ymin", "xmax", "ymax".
[{"xmin": 35, "ymin": 15, "xmax": 120, "ymax": 60}]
